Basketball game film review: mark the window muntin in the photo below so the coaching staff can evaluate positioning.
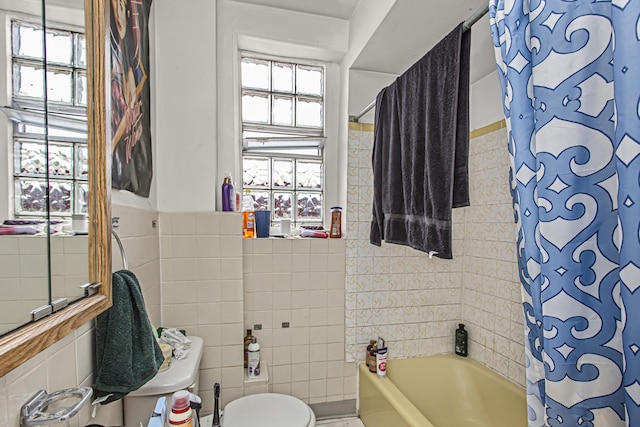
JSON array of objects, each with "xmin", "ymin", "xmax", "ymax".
[
  {"xmin": 10, "ymin": 20, "xmax": 88, "ymax": 218},
  {"xmin": 242, "ymin": 156, "xmax": 323, "ymax": 223},
  {"xmin": 241, "ymin": 55, "xmax": 325, "ymax": 226}
]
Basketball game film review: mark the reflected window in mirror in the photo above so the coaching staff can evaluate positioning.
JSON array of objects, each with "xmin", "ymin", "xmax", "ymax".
[{"xmin": 11, "ymin": 20, "xmax": 88, "ymax": 219}]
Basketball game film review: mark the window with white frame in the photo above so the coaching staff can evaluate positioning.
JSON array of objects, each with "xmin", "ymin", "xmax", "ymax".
[
  {"xmin": 8, "ymin": 20, "xmax": 88, "ymax": 218},
  {"xmin": 240, "ymin": 55, "xmax": 325, "ymax": 226}
]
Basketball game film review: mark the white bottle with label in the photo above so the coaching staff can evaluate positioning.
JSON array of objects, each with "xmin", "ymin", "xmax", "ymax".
[
  {"xmin": 247, "ymin": 337, "xmax": 260, "ymax": 378},
  {"xmin": 169, "ymin": 390, "xmax": 193, "ymax": 427}
]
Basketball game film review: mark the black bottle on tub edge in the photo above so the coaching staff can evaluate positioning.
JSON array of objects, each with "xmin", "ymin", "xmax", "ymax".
[{"xmin": 455, "ymin": 323, "xmax": 468, "ymax": 357}]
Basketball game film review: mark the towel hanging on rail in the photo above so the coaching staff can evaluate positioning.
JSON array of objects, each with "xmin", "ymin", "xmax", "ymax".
[{"xmin": 370, "ymin": 22, "xmax": 471, "ymax": 259}]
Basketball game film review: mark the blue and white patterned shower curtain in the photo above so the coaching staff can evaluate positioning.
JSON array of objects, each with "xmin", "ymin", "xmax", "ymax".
[{"xmin": 489, "ymin": 0, "xmax": 640, "ymax": 426}]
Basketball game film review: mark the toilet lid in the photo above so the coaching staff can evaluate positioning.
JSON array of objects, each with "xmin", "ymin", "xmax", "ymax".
[{"xmin": 223, "ymin": 394, "xmax": 311, "ymax": 427}]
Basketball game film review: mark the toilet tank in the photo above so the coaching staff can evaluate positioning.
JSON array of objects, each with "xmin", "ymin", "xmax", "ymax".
[{"xmin": 124, "ymin": 336, "xmax": 203, "ymax": 427}]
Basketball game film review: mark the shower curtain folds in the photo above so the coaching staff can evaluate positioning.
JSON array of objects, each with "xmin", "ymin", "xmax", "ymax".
[{"xmin": 490, "ymin": 0, "xmax": 640, "ymax": 426}]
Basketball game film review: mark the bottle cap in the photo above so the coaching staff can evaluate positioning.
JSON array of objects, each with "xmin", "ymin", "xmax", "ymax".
[
  {"xmin": 172, "ymin": 390, "xmax": 190, "ymax": 411},
  {"xmin": 459, "ymin": 324, "xmax": 465, "ymax": 329},
  {"xmin": 331, "ymin": 206, "xmax": 342, "ymax": 210},
  {"xmin": 246, "ymin": 329, "xmax": 252, "ymax": 335},
  {"xmin": 251, "ymin": 337, "xmax": 257, "ymax": 344}
]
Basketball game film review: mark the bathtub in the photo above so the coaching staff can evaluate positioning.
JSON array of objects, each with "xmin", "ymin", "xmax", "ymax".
[{"xmin": 359, "ymin": 354, "xmax": 526, "ymax": 427}]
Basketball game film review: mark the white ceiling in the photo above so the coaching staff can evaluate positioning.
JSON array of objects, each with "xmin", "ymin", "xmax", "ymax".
[
  {"xmin": 351, "ymin": 0, "xmax": 495, "ymax": 83},
  {"xmin": 230, "ymin": 0, "xmax": 496, "ymax": 85},
  {"xmin": 229, "ymin": 0, "xmax": 361, "ymax": 20}
]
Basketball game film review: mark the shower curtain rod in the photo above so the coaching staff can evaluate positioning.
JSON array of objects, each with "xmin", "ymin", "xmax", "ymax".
[{"xmin": 349, "ymin": 2, "xmax": 490, "ymax": 123}]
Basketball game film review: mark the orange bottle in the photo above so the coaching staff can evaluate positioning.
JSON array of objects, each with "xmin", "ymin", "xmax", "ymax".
[{"xmin": 242, "ymin": 190, "xmax": 255, "ymax": 238}]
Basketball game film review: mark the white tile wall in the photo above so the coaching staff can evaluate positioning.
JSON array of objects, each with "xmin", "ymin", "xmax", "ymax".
[
  {"xmin": 345, "ymin": 127, "xmax": 464, "ymax": 362},
  {"xmin": 113, "ymin": 205, "xmax": 162, "ymax": 326},
  {"xmin": 461, "ymin": 127, "xmax": 525, "ymax": 386},
  {"xmin": 0, "ymin": 322, "xmax": 119, "ymax": 427},
  {"xmin": 159, "ymin": 212, "xmax": 244, "ymax": 413},
  {"xmin": 243, "ymin": 238, "xmax": 355, "ymax": 405},
  {"xmin": 346, "ymin": 125, "xmax": 525, "ymax": 386}
]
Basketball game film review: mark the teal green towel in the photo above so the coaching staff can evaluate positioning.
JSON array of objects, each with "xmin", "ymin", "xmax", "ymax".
[{"xmin": 94, "ymin": 270, "xmax": 164, "ymax": 404}]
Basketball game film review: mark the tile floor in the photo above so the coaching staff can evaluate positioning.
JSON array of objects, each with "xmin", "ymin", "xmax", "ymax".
[{"xmin": 317, "ymin": 417, "xmax": 365, "ymax": 427}]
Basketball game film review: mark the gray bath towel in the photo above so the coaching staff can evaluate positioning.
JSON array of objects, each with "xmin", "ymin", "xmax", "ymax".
[
  {"xmin": 94, "ymin": 270, "xmax": 164, "ymax": 404},
  {"xmin": 370, "ymin": 23, "xmax": 471, "ymax": 259}
]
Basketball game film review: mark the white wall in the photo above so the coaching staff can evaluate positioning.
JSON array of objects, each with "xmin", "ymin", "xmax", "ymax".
[
  {"xmin": 336, "ymin": 0, "xmax": 396, "ymax": 223},
  {"xmin": 347, "ymin": 69, "xmax": 396, "ymax": 123},
  {"xmin": 153, "ymin": 0, "xmax": 217, "ymax": 213},
  {"xmin": 470, "ymin": 70, "xmax": 503, "ymax": 130},
  {"xmin": 215, "ymin": 0, "xmax": 349, "ymax": 222}
]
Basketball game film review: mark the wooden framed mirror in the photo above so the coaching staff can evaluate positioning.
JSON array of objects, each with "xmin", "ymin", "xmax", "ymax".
[{"xmin": 0, "ymin": 0, "xmax": 111, "ymax": 377}]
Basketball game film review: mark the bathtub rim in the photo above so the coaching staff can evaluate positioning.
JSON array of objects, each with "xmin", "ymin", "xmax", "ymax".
[{"xmin": 358, "ymin": 362, "xmax": 436, "ymax": 427}]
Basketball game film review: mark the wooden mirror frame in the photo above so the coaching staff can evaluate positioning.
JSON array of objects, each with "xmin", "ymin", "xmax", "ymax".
[{"xmin": 0, "ymin": 0, "xmax": 112, "ymax": 377}]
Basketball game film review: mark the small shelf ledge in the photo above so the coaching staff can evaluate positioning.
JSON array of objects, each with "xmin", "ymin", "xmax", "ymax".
[{"xmin": 244, "ymin": 360, "xmax": 268, "ymax": 385}]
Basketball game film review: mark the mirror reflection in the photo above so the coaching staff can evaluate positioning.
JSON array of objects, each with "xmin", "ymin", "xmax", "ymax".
[{"xmin": 0, "ymin": 0, "xmax": 88, "ymax": 335}]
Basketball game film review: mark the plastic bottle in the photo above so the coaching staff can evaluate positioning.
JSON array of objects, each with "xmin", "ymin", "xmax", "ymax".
[
  {"xmin": 222, "ymin": 173, "xmax": 235, "ymax": 212},
  {"xmin": 169, "ymin": 390, "xmax": 193, "ymax": 427},
  {"xmin": 376, "ymin": 336, "xmax": 387, "ymax": 378},
  {"xmin": 248, "ymin": 337, "xmax": 260, "ymax": 378},
  {"xmin": 242, "ymin": 190, "xmax": 255, "ymax": 238},
  {"xmin": 330, "ymin": 206, "xmax": 342, "ymax": 238},
  {"xmin": 455, "ymin": 324, "xmax": 468, "ymax": 357},
  {"xmin": 243, "ymin": 329, "xmax": 253, "ymax": 368}
]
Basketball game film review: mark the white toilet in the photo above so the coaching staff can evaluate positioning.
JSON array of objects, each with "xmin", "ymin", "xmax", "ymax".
[
  {"xmin": 222, "ymin": 393, "xmax": 316, "ymax": 427},
  {"xmin": 123, "ymin": 336, "xmax": 204, "ymax": 427}
]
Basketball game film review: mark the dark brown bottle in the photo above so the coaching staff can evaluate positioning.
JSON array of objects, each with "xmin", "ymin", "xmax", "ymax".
[
  {"xmin": 244, "ymin": 329, "xmax": 253, "ymax": 368},
  {"xmin": 368, "ymin": 341, "xmax": 378, "ymax": 373}
]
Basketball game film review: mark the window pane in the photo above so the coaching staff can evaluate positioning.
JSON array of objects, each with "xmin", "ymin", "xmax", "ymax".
[
  {"xmin": 49, "ymin": 143, "xmax": 73, "ymax": 177},
  {"xmin": 46, "ymin": 30, "xmax": 73, "ymax": 65},
  {"xmin": 47, "ymin": 68, "xmax": 73, "ymax": 103},
  {"xmin": 17, "ymin": 141, "xmax": 47, "ymax": 176},
  {"xmin": 296, "ymin": 65, "xmax": 323, "ymax": 96},
  {"xmin": 241, "ymin": 58, "xmax": 270, "ymax": 90},
  {"xmin": 296, "ymin": 160, "xmax": 323, "ymax": 189},
  {"xmin": 49, "ymin": 181, "xmax": 72, "ymax": 214},
  {"xmin": 76, "ymin": 182, "xmax": 89, "ymax": 214},
  {"xmin": 297, "ymin": 192, "xmax": 322, "ymax": 221},
  {"xmin": 13, "ymin": 23, "xmax": 44, "ymax": 59},
  {"xmin": 296, "ymin": 98, "xmax": 323, "ymax": 128},
  {"xmin": 14, "ymin": 62, "xmax": 44, "ymax": 99},
  {"xmin": 76, "ymin": 145, "xmax": 89, "ymax": 179},
  {"xmin": 75, "ymin": 34, "xmax": 87, "ymax": 68},
  {"xmin": 272, "ymin": 95, "xmax": 293, "ymax": 126},
  {"xmin": 272, "ymin": 159, "xmax": 293, "ymax": 188},
  {"xmin": 242, "ymin": 93, "xmax": 270, "ymax": 123},
  {"xmin": 75, "ymin": 71, "xmax": 87, "ymax": 106},
  {"xmin": 273, "ymin": 192, "xmax": 293, "ymax": 219},
  {"xmin": 243, "ymin": 157, "xmax": 270, "ymax": 187},
  {"xmin": 16, "ymin": 179, "xmax": 47, "ymax": 214},
  {"xmin": 249, "ymin": 191, "xmax": 269, "ymax": 211},
  {"xmin": 272, "ymin": 62, "xmax": 293, "ymax": 93}
]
